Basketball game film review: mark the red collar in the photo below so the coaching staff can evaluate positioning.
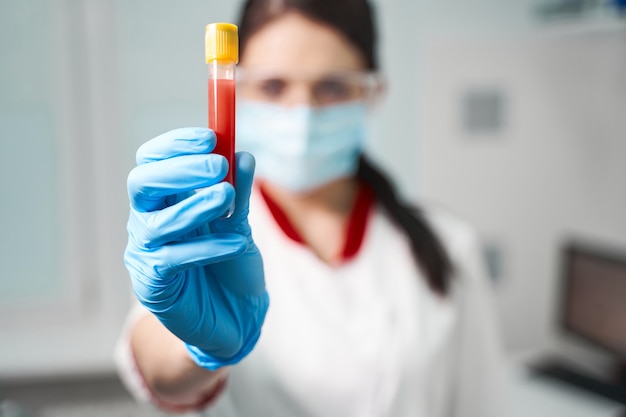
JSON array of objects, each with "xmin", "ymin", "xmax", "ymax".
[{"xmin": 258, "ymin": 183, "xmax": 375, "ymax": 262}]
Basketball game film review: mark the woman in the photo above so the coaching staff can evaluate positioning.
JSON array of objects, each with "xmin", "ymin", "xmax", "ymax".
[{"xmin": 117, "ymin": 0, "xmax": 507, "ymax": 415}]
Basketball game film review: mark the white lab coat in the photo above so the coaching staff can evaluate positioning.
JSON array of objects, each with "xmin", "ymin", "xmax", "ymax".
[{"xmin": 116, "ymin": 187, "xmax": 507, "ymax": 417}]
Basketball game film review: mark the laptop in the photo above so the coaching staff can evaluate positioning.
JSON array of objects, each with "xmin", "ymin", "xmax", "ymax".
[{"xmin": 530, "ymin": 239, "xmax": 626, "ymax": 404}]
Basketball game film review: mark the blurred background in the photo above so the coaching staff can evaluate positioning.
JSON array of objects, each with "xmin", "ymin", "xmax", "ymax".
[{"xmin": 1, "ymin": 0, "xmax": 625, "ymax": 415}]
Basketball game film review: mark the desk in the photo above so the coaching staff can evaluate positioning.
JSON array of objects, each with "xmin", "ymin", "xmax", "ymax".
[{"xmin": 508, "ymin": 363, "xmax": 625, "ymax": 417}]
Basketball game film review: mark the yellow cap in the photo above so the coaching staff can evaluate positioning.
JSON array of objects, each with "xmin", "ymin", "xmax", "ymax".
[{"xmin": 205, "ymin": 23, "xmax": 239, "ymax": 64}]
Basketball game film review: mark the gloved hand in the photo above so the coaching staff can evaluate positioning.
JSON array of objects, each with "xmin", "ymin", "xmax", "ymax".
[{"xmin": 124, "ymin": 127, "xmax": 269, "ymax": 370}]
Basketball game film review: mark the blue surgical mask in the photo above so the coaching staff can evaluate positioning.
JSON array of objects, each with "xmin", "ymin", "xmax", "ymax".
[{"xmin": 236, "ymin": 100, "xmax": 368, "ymax": 193}]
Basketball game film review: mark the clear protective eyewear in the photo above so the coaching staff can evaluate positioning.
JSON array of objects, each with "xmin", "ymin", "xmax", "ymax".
[{"xmin": 236, "ymin": 68, "xmax": 383, "ymax": 106}]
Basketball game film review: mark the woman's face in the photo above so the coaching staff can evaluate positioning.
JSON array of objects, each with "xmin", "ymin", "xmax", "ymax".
[{"xmin": 238, "ymin": 12, "xmax": 370, "ymax": 107}]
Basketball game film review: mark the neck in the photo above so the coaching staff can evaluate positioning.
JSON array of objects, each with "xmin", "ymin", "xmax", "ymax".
[
  {"xmin": 260, "ymin": 177, "xmax": 361, "ymax": 264},
  {"xmin": 260, "ymin": 177, "xmax": 359, "ymax": 215}
]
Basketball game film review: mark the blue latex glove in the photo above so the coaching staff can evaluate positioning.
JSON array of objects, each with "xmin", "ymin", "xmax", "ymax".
[{"xmin": 124, "ymin": 127, "xmax": 269, "ymax": 370}]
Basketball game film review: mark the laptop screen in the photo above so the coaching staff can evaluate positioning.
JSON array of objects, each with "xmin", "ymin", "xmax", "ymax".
[{"xmin": 561, "ymin": 242, "xmax": 626, "ymax": 358}]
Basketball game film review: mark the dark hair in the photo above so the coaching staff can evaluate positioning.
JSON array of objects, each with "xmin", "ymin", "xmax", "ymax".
[
  {"xmin": 237, "ymin": 0, "xmax": 453, "ymax": 294},
  {"xmin": 238, "ymin": 0, "xmax": 377, "ymax": 70},
  {"xmin": 358, "ymin": 156, "xmax": 453, "ymax": 294}
]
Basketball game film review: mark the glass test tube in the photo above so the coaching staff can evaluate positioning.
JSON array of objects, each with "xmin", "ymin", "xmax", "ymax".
[{"xmin": 205, "ymin": 23, "xmax": 238, "ymax": 215}]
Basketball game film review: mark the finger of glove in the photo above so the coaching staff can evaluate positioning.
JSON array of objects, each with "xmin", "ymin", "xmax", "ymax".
[
  {"xmin": 210, "ymin": 243, "xmax": 266, "ymax": 296},
  {"xmin": 129, "ymin": 182, "xmax": 235, "ymax": 249},
  {"xmin": 128, "ymin": 154, "xmax": 227, "ymax": 212},
  {"xmin": 126, "ymin": 233, "xmax": 246, "ymax": 312},
  {"xmin": 136, "ymin": 127, "xmax": 216, "ymax": 165},
  {"xmin": 233, "ymin": 152, "xmax": 255, "ymax": 219},
  {"xmin": 211, "ymin": 152, "xmax": 255, "ymax": 235},
  {"xmin": 149, "ymin": 233, "xmax": 249, "ymax": 278}
]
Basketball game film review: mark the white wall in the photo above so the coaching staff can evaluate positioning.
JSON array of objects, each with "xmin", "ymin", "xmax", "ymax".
[
  {"xmin": 368, "ymin": 0, "xmax": 540, "ymax": 199},
  {"xmin": 420, "ymin": 29, "xmax": 626, "ymax": 356},
  {"xmin": 371, "ymin": 0, "xmax": 626, "ymax": 357},
  {"xmin": 0, "ymin": 0, "xmax": 131, "ymax": 378}
]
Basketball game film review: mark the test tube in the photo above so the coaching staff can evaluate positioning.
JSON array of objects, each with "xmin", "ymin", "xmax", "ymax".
[{"xmin": 205, "ymin": 23, "xmax": 238, "ymax": 215}]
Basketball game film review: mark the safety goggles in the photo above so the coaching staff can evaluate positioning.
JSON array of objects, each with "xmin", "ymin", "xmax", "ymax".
[{"xmin": 236, "ymin": 69, "xmax": 383, "ymax": 106}]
